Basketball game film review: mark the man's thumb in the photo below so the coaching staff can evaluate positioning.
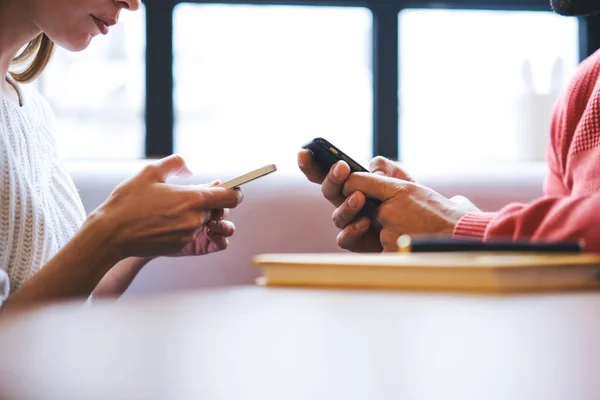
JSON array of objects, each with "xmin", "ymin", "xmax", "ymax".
[
  {"xmin": 152, "ymin": 154, "xmax": 193, "ymax": 181},
  {"xmin": 368, "ymin": 156, "xmax": 414, "ymax": 182}
]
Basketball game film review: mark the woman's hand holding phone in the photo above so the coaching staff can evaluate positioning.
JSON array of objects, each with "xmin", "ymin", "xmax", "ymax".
[
  {"xmin": 168, "ymin": 163, "xmax": 277, "ymax": 256},
  {"xmin": 91, "ymin": 155, "xmax": 244, "ymax": 260}
]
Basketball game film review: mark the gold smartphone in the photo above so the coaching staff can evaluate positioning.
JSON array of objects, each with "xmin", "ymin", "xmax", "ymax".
[{"xmin": 217, "ymin": 164, "xmax": 277, "ymax": 189}]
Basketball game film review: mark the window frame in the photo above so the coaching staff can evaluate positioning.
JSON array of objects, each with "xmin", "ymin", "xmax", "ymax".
[{"xmin": 142, "ymin": 0, "xmax": 600, "ymax": 159}]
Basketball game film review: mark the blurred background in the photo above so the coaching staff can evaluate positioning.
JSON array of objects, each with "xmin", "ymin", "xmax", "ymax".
[{"xmin": 31, "ymin": 1, "xmax": 585, "ymax": 171}]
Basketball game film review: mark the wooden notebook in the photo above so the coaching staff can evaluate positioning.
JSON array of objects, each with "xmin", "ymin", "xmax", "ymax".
[{"xmin": 252, "ymin": 252, "xmax": 600, "ymax": 293}]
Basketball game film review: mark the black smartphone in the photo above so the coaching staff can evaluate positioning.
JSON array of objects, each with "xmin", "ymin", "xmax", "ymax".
[{"xmin": 302, "ymin": 137, "xmax": 382, "ymax": 218}]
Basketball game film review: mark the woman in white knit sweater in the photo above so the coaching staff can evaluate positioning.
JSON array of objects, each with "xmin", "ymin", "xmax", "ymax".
[{"xmin": 0, "ymin": 0, "xmax": 244, "ymax": 314}]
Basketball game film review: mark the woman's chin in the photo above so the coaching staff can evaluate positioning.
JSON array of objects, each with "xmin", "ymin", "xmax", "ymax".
[{"xmin": 57, "ymin": 35, "xmax": 94, "ymax": 52}]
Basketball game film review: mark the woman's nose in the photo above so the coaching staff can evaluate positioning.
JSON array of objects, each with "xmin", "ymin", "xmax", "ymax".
[{"xmin": 117, "ymin": 0, "xmax": 140, "ymax": 11}]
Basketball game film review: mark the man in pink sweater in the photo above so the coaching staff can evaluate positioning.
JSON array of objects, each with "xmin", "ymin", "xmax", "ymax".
[{"xmin": 298, "ymin": 0, "xmax": 600, "ymax": 253}]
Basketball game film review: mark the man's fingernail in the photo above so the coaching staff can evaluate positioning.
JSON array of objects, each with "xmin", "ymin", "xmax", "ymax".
[
  {"xmin": 356, "ymin": 218, "xmax": 369, "ymax": 230},
  {"xmin": 332, "ymin": 163, "xmax": 342, "ymax": 179},
  {"xmin": 373, "ymin": 170, "xmax": 386, "ymax": 176},
  {"xmin": 348, "ymin": 193, "xmax": 357, "ymax": 208}
]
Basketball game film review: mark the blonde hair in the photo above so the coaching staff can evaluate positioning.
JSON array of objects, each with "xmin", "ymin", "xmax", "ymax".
[{"xmin": 9, "ymin": 33, "xmax": 55, "ymax": 83}]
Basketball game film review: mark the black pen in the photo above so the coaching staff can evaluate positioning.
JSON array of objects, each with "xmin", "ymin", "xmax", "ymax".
[{"xmin": 396, "ymin": 234, "xmax": 584, "ymax": 253}]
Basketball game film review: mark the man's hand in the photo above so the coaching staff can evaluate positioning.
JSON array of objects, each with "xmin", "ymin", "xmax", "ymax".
[
  {"xmin": 299, "ymin": 151, "xmax": 479, "ymax": 252},
  {"xmin": 338, "ymin": 172, "xmax": 480, "ymax": 252},
  {"xmin": 298, "ymin": 151, "xmax": 386, "ymax": 252}
]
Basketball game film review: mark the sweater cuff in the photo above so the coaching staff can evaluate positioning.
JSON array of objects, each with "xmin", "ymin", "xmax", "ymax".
[
  {"xmin": 452, "ymin": 212, "xmax": 497, "ymax": 241},
  {"xmin": 0, "ymin": 269, "xmax": 9, "ymax": 310}
]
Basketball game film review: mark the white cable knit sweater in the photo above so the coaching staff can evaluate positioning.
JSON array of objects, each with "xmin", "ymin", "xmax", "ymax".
[{"xmin": 0, "ymin": 76, "xmax": 87, "ymax": 308}]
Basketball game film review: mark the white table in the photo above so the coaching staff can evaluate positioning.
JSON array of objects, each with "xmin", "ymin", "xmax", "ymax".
[{"xmin": 1, "ymin": 286, "xmax": 599, "ymax": 399}]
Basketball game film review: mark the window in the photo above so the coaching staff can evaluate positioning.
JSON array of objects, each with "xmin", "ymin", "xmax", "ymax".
[
  {"xmin": 27, "ymin": 2, "xmax": 584, "ymax": 163},
  {"xmin": 173, "ymin": 4, "xmax": 372, "ymax": 172},
  {"xmin": 37, "ymin": 5, "xmax": 146, "ymax": 159},
  {"xmin": 399, "ymin": 10, "xmax": 579, "ymax": 163}
]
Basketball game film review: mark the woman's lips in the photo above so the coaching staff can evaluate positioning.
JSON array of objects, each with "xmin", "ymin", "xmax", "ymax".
[{"xmin": 92, "ymin": 15, "xmax": 109, "ymax": 35}]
